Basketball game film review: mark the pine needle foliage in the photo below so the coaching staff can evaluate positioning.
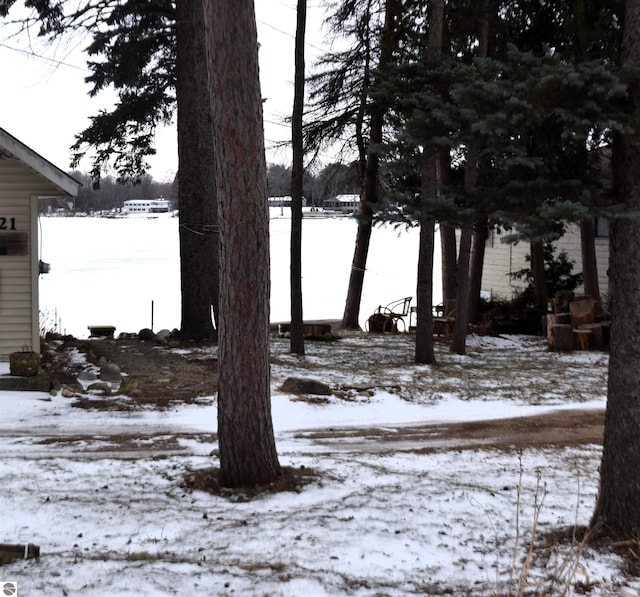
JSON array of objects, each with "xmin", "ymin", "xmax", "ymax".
[
  {"xmin": 2, "ymin": 0, "xmax": 176, "ymax": 184},
  {"xmin": 377, "ymin": 1, "xmax": 632, "ymax": 244}
]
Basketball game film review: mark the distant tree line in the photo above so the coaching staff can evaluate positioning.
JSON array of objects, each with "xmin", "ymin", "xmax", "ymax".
[
  {"xmin": 266, "ymin": 162, "xmax": 361, "ymax": 204},
  {"xmin": 40, "ymin": 171, "xmax": 177, "ymax": 214},
  {"xmin": 40, "ymin": 162, "xmax": 363, "ymax": 214}
]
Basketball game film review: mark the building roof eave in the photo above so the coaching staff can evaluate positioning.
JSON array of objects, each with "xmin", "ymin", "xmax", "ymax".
[{"xmin": 0, "ymin": 127, "xmax": 81, "ymax": 197}]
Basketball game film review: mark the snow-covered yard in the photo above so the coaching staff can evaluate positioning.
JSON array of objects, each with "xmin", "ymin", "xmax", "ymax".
[{"xmin": 0, "ymin": 332, "xmax": 630, "ymax": 596}]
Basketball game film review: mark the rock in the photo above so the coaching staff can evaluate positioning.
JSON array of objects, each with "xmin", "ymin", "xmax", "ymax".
[
  {"xmin": 138, "ymin": 328, "xmax": 155, "ymax": 342},
  {"xmin": 119, "ymin": 375, "xmax": 142, "ymax": 396},
  {"xmin": 280, "ymin": 377, "xmax": 332, "ymax": 396},
  {"xmin": 83, "ymin": 349, "xmax": 98, "ymax": 364},
  {"xmin": 154, "ymin": 334, "xmax": 168, "ymax": 346},
  {"xmin": 99, "ymin": 362, "xmax": 122, "ymax": 382},
  {"xmin": 61, "ymin": 383, "xmax": 83, "ymax": 397},
  {"xmin": 87, "ymin": 382, "xmax": 112, "ymax": 395},
  {"xmin": 156, "ymin": 329, "xmax": 172, "ymax": 340},
  {"xmin": 78, "ymin": 371, "xmax": 97, "ymax": 382}
]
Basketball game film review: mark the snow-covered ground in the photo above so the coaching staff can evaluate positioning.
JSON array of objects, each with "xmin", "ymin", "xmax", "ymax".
[
  {"xmin": 0, "ymin": 331, "xmax": 624, "ymax": 596},
  {"xmin": 0, "ymin": 214, "xmax": 629, "ymax": 596}
]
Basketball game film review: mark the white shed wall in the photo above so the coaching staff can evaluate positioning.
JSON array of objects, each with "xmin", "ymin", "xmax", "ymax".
[
  {"xmin": 0, "ymin": 158, "xmax": 59, "ymax": 356},
  {"xmin": 481, "ymin": 224, "xmax": 610, "ymax": 303}
]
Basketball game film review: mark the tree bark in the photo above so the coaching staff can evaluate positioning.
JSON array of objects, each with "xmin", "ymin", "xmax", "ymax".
[
  {"xmin": 289, "ymin": 0, "xmax": 306, "ymax": 355},
  {"xmin": 176, "ymin": 0, "xmax": 218, "ymax": 341},
  {"xmin": 529, "ymin": 239, "xmax": 548, "ymax": 312},
  {"xmin": 415, "ymin": 162, "xmax": 436, "ymax": 365},
  {"xmin": 591, "ymin": 0, "xmax": 640, "ymax": 534},
  {"xmin": 450, "ymin": 225, "xmax": 472, "ymax": 355},
  {"xmin": 462, "ymin": 13, "xmax": 489, "ymax": 330},
  {"xmin": 206, "ymin": 0, "xmax": 281, "ymax": 488},
  {"xmin": 580, "ymin": 218, "xmax": 601, "ymax": 303},
  {"xmin": 341, "ymin": 0, "xmax": 397, "ymax": 330},
  {"xmin": 414, "ymin": 0, "xmax": 444, "ymax": 365},
  {"xmin": 450, "ymin": 140, "xmax": 478, "ymax": 356},
  {"xmin": 439, "ymin": 152, "xmax": 457, "ymax": 303},
  {"xmin": 440, "ymin": 224, "xmax": 457, "ymax": 302},
  {"xmin": 468, "ymin": 216, "xmax": 488, "ymax": 324}
]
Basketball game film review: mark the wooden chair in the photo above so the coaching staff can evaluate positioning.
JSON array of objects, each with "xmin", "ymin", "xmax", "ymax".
[
  {"xmin": 569, "ymin": 298, "xmax": 597, "ymax": 328},
  {"xmin": 433, "ymin": 299, "xmax": 456, "ymax": 338}
]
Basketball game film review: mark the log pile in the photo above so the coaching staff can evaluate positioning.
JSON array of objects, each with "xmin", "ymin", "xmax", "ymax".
[{"xmin": 547, "ymin": 292, "xmax": 609, "ymax": 351}]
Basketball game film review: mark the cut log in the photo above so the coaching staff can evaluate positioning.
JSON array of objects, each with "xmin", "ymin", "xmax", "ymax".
[
  {"xmin": 578, "ymin": 323, "xmax": 604, "ymax": 350},
  {"xmin": 278, "ymin": 322, "xmax": 333, "ymax": 338},
  {"xmin": 88, "ymin": 325, "xmax": 116, "ymax": 338},
  {"xmin": 551, "ymin": 324, "xmax": 573, "ymax": 351},
  {"xmin": 546, "ymin": 314, "xmax": 556, "ymax": 347},
  {"xmin": 570, "ymin": 299, "xmax": 597, "ymax": 328},
  {"xmin": 573, "ymin": 329, "xmax": 592, "ymax": 350},
  {"xmin": 0, "ymin": 543, "xmax": 40, "ymax": 564},
  {"xmin": 547, "ymin": 313, "xmax": 573, "ymax": 348}
]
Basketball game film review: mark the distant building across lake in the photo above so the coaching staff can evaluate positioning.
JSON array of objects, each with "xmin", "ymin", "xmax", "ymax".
[
  {"xmin": 322, "ymin": 194, "xmax": 360, "ymax": 214},
  {"xmin": 123, "ymin": 198, "xmax": 172, "ymax": 215}
]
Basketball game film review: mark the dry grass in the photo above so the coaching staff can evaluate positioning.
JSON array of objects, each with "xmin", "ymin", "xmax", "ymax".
[
  {"xmin": 181, "ymin": 465, "xmax": 320, "ymax": 500},
  {"xmin": 271, "ymin": 331, "xmax": 607, "ymax": 408}
]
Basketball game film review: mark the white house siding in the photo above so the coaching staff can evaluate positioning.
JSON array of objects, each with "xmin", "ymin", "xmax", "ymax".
[
  {"xmin": 481, "ymin": 223, "xmax": 610, "ymax": 303},
  {"xmin": 0, "ymin": 158, "xmax": 58, "ymax": 355}
]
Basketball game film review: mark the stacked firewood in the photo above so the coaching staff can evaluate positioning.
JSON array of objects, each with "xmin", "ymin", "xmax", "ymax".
[{"xmin": 547, "ymin": 291, "xmax": 609, "ymax": 351}]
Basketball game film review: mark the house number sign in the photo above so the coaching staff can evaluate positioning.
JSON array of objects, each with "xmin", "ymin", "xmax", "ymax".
[
  {"xmin": 0, "ymin": 217, "xmax": 17, "ymax": 231},
  {"xmin": 0, "ymin": 216, "xmax": 26, "ymax": 255}
]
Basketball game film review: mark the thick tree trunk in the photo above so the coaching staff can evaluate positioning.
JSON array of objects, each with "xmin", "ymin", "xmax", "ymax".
[
  {"xmin": 289, "ymin": 0, "xmax": 306, "ymax": 355},
  {"xmin": 580, "ymin": 218, "xmax": 601, "ymax": 303},
  {"xmin": 591, "ymin": 0, "xmax": 640, "ymax": 533},
  {"xmin": 176, "ymin": 0, "xmax": 219, "ymax": 341},
  {"xmin": 414, "ymin": 0, "xmax": 444, "ymax": 365},
  {"xmin": 342, "ymin": 0, "xmax": 397, "ymax": 330},
  {"xmin": 207, "ymin": 0, "xmax": 281, "ymax": 488}
]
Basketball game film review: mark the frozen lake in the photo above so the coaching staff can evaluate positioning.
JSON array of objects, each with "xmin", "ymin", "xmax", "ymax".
[{"xmin": 38, "ymin": 212, "xmax": 441, "ymax": 338}]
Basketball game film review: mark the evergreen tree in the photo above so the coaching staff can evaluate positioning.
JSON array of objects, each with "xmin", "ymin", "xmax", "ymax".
[
  {"xmin": 1, "ymin": 0, "xmax": 220, "ymax": 339},
  {"xmin": 175, "ymin": 0, "xmax": 218, "ymax": 341},
  {"xmin": 591, "ymin": 0, "xmax": 640, "ymax": 535},
  {"xmin": 305, "ymin": 0, "xmax": 399, "ymax": 330},
  {"xmin": 381, "ymin": 1, "xmax": 628, "ymax": 334},
  {"xmin": 206, "ymin": 0, "xmax": 281, "ymax": 488}
]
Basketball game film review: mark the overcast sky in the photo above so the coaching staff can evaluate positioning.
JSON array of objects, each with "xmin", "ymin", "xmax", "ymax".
[{"xmin": 0, "ymin": 1, "xmax": 330, "ymax": 182}]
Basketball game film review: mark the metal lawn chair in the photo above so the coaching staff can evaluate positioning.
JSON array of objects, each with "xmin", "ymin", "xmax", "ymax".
[{"xmin": 367, "ymin": 296, "xmax": 412, "ymax": 333}]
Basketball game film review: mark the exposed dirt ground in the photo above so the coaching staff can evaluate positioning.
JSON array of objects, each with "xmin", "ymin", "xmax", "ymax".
[
  {"xmin": 42, "ymin": 335, "xmax": 605, "ymax": 452},
  {"xmin": 43, "ymin": 335, "xmax": 218, "ymax": 409},
  {"xmin": 297, "ymin": 408, "xmax": 605, "ymax": 453}
]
